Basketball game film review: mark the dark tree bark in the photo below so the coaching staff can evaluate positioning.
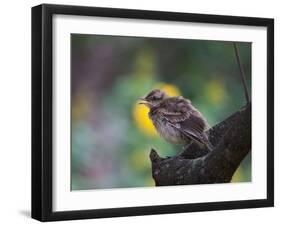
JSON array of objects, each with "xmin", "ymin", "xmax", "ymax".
[{"xmin": 150, "ymin": 104, "xmax": 251, "ymax": 186}]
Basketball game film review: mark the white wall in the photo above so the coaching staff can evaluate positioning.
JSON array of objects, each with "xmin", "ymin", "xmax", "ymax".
[{"xmin": 0, "ymin": 0, "xmax": 279, "ymax": 225}]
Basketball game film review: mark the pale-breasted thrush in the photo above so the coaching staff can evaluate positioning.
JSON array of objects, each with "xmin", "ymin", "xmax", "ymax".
[{"xmin": 139, "ymin": 89, "xmax": 213, "ymax": 151}]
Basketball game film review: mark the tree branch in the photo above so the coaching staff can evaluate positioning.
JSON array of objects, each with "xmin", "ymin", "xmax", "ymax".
[{"xmin": 150, "ymin": 104, "xmax": 251, "ymax": 186}]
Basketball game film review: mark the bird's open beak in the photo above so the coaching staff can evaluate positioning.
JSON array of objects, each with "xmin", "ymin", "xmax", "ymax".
[{"xmin": 138, "ymin": 98, "xmax": 148, "ymax": 105}]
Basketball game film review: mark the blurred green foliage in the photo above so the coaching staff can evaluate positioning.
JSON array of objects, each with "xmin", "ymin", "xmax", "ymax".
[{"xmin": 71, "ymin": 34, "xmax": 251, "ymax": 190}]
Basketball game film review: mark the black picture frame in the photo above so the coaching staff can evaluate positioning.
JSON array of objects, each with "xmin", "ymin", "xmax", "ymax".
[{"xmin": 32, "ymin": 3, "xmax": 274, "ymax": 222}]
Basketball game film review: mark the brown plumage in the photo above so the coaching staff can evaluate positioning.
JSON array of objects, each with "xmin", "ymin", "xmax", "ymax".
[{"xmin": 139, "ymin": 89, "xmax": 213, "ymax": 151}]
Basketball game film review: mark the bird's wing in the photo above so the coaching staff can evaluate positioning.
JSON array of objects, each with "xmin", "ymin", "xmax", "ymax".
[{"xmin": 159, "ymin": 97, "xmax": 208, "ymax": 144}]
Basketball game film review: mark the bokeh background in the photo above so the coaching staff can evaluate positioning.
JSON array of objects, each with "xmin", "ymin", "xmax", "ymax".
[{"xmin": 71, "ymin": 34, "xmax": 251, "ymax": 190}]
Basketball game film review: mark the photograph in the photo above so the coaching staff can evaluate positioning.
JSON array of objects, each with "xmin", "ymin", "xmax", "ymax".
[
  {"xmin": 0, "ymin": 0, "xmax": 278, "ymax": 224},
  {"xmin": 31, "ymin": 4, "xmax": 273, "ymax": 221},
  {"xmin": 70, "ymin": 34, "xmax": 252, "ymax": 190}
]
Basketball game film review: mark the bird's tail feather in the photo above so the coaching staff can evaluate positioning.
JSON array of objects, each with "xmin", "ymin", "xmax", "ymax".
[
  {"xmin": 205, "ymin": 140, "xmax": 214, "ymax": 152},
  {"xmin": 201, "ymin": 133, "xmax": 214, "ymax": 152}
]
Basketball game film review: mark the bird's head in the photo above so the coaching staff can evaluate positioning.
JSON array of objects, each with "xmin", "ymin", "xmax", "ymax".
[{"xmin": 138, "ymin": 89, "xmax": 169, "ymax": 108}]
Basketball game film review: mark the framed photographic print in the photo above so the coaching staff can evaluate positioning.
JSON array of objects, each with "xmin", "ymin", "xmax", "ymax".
[{"xmin": 32, "ymin": 4, "xmax": 274, "ymax": 221}]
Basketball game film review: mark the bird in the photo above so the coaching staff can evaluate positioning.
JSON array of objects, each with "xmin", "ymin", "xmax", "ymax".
[{"xmin": 138, "ymin": 89, "xmax": 213, "ymax": 151}]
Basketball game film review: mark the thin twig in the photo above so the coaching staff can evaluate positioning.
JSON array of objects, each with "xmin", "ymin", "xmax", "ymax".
[{"xmin": 233, "ymin": 42, "xmax": 250, "ymax": 104}]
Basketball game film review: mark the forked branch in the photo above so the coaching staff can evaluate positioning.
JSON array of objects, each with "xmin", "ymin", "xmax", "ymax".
[{"xmin": 149, "ymin": 42, "xmax": 251, "ymax": 186}]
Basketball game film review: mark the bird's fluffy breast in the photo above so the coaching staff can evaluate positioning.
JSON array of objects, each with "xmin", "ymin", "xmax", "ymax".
[{"xmin": 149, "ymin": 113, "xmax": 189, "ymax": 144}]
